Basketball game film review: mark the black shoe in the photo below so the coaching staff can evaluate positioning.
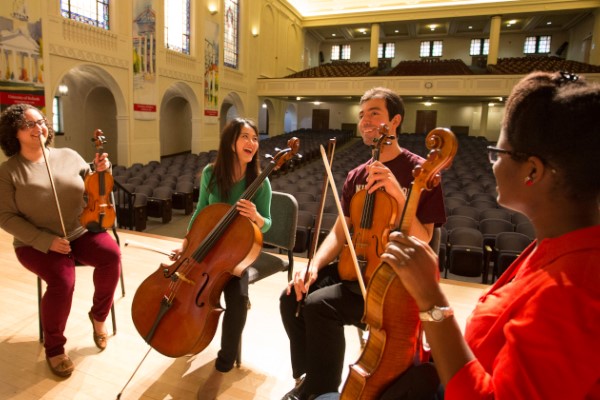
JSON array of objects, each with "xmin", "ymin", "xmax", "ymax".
[{"xmin": 281, "ymin": 377, "xmax": 306, "ymax": 400}]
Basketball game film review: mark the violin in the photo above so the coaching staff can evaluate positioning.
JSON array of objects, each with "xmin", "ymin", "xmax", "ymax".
[
  {"xmin": 340, "ymin": 128, "xmax": 457, "ymax": 399},
  {"xmin": 337, "ymin": 125, "xmax": 398, "ymax": 285},
  {"xmin": 130, "ymin": 138, "xmax": 300, "ymax": 358},
  {"xmin": 80, "ymin": 129, "xmax": 116, "ymax": 232}
]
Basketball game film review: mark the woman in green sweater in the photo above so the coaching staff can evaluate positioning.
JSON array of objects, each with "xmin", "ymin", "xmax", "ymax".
[{"xmin": 171, "ymin": 118, "xmax": 272, "ymax": 400}]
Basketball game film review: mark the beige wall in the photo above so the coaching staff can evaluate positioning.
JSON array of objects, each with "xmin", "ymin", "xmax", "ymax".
[{"xmin": 1, "ymin": 1, "xmax": 597, "ymax": 165}]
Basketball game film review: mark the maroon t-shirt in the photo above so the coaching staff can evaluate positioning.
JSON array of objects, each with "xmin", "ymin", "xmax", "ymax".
[{"xmin": 341, "ymin": 148, "xmax": 447, "ymax": 227}]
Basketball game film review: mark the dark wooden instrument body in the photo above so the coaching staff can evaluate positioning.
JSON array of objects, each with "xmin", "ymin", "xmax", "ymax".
[
  {"xmin": 80, "ymin": 129, "xmax": 115, "ymax": 231},
  {"xmin": 340, "ymin": 128, "xmax": 457, "ymax": 399},
  {"xmin": 337, "ymin": 189, "xmax": 397, "ymax": 283},
  {"xmin": 131, "ymin": 137, "xmax": 300, "ymax": 358},
  {"xmin": 131, "ymin": 203, "xmax": 261, "ymax": 357}
]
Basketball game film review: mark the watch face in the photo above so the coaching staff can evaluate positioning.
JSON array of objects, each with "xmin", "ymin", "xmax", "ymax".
[{"xmin": 431, "ymin": 308, "xmax": 443, "ymax": 321}]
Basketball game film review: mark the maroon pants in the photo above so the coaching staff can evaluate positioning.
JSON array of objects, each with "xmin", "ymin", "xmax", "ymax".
[{"xmin": 16, "ymin": 231, "xmax": 121, "ymax": 358}]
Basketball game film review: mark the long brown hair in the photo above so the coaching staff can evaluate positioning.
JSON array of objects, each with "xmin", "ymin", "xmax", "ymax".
[{"xmin": 209, "ymin": 118, "xmax": 261, "ymax": 200}]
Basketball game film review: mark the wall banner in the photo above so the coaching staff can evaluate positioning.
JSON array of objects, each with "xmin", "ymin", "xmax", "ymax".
[
  {"xmin": 0, "ymin": 0, "xmax": 45, "ymax": 112},
  {"xmin": 204, "ymin": 20, "xmax": 219, "ymax": 118},
  {"xmin": 133, "ymin": 0, "xmax": 157, "ymax": 120}
]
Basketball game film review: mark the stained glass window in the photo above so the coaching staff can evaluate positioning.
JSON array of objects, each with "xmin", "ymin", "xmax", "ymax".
[
  {"xmin": 60, "ymin": 0, "xmax": 109, "ymax": 30},
  {"xmin": 224, "ymin": 0, "xmax": 239, "ymax": 68}
]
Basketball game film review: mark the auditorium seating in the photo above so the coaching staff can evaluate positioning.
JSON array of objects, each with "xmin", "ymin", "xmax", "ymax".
[
  {"xmin": 112, "ymin": 132, "xmax": 535, "ymax": 285},
  {"xmin": 487, "ymin": 56, "xmax": 600, "ymax": 75},
  {"xmin": 280, "ymin": 55, "xmax": 600, "ymax": 79},
  {"xmin": 389, "ymin": 59, "xmax": 473, "ymax": 76},
  {"xmin": 285, "ymin": 62, "xmax": 377, "ymax": 78}
]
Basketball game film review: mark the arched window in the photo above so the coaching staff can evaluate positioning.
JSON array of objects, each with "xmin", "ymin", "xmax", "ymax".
[{"xmin": 224, "ymin": 0, "xmax": 239, "ymax": 68}]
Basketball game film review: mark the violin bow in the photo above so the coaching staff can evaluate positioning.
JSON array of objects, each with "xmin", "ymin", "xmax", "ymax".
[
  {"xmin": 296, "ymin": 138, "xmax": 336, "ymax": 317},
  {"xmin": 319, "ymin": 145, "xmax": 366, "ymax": 298},
  {"xmin": 38, "ymin": 134, "xmax": 68, "ymax": 239}
]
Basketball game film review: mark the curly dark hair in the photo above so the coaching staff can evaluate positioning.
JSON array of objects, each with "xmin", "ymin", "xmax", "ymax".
[
  {"xmin": 0, "ymin": 103, "xmax": 55, "ymax": 157},
  {"xmin": 502, "ymin": 71, "xmax": 600, "ymax": 201},
  {"xmin": 209, "ymin": 118, "xmax": 261, "ymax": 200}
]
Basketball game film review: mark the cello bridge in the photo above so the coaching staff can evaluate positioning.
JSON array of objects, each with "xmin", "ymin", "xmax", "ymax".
[{"xmin": 174, "ymin": 272, "xmax": 195, "ymax": 285}]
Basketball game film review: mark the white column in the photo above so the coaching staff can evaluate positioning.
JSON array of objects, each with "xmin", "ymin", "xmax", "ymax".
[
  {"xmin": 487, "ymin": 16, "xmax": 501, "ymax": 66},
  {"xmin": 480, "ymin": 103, "xmax": 489, "ymax": 136},
  {"xmin": 370, "ymin": 23, "xmax": 380, "ymax": 68}
]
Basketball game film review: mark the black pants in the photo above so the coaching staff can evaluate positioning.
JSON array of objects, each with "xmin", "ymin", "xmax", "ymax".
[
  {"xmin": 215, "ymin": 272, "xmax": 249, "ymax": 372},
  {"xmin": 279, "ymin": 264, "xmax": 365, "ymax": 396}
]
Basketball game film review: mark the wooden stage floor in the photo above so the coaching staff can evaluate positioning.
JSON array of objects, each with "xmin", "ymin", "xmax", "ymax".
[{"xmin": 0, "ymin": 228, "xmax": 487, "ymax": 399}]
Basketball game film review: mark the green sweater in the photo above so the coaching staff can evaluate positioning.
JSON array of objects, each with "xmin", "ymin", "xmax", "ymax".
[
  {"xmin": 188, "ymin": 164, "xmax": 272, "ymax": 233},
  {"xmin": 0, "ymin": 148, "xmax": 90, "ymax": 252}
]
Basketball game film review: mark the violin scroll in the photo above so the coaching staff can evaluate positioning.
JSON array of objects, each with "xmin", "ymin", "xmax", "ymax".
[{"xmin": 267, "ymin": 137, "xmax": 301, "ymax": 171}]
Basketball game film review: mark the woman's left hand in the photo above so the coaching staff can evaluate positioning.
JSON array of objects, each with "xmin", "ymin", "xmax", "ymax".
[
  {"xmin": 94, "ymin": 152, "xmax": 110, "ymax": 172},
  {"xmin": 381, "ymin": 232, "xmax": 444, "ymax": 311},
  {"xmin": 236, "ymin": 199, "xmax": 260, "ymax": 225}
]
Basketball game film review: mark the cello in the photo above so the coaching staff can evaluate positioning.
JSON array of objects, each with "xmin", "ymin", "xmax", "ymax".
[
  {"xmin": 80, "ymin": 129, "xmax": 116, "ymax": 232},
  {"xmin": 340, "ymin": 128, "xmax": 457, "ymax": 399},
  {"xmin": 131, "ymin": 137, "xmax": 299, "ymax": 358},
  {"xmin": 337, "ymin": 124, "xmax": 398, "ymax": 286}
]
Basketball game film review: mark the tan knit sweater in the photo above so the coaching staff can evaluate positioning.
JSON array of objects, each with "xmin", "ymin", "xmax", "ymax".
[{"xmin": 0, "ymin": 147, "xmax": 90, "ymax": 252}]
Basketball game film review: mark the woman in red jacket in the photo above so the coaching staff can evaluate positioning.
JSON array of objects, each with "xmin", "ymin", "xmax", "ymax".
[{"xmin": 382, "ymin": 71, "xmax": 600, "ymax": 399}]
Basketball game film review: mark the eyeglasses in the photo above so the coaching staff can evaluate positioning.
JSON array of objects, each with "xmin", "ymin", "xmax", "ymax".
[
  {"xmin": 486, "ymin": 146, "xmax": 528, "ymax": 164},
  {"xmin": 21, "ymin": 118, "xmax": 47, "ymax": 130}
]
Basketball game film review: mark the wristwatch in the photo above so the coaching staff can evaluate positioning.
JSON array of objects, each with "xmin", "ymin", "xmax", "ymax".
[{"xmin": 419, "ymin": 306, "xmax": 454, "ymax": 322}]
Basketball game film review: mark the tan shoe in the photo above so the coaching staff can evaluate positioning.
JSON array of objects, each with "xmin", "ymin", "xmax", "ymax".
[
  {"xmin": 46, "ymin": 354, "xmax": 74, "ymax": 378},
  {"xmin": 88, "ymin": 311, "xmax": 108, "ymax": 350},
  {"xmin": 197, "ymin": 368, "xmax": 225, "ymax": 400}
]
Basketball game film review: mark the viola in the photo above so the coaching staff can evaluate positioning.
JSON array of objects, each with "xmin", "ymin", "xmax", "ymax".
[
  {"xmin": 337, "ymin": 124, "xmax": 398, "ymax": 285},
  {"xmin": 80, "ymin": 129, "xmax": 116, "ymax": 232},
  {"xmin": 340, "ymin": 128, "xmax": 457, "ymax": 399},
  {"xmin": 131, "ymin": 137, "xmax": 300, "ymax": 358}
]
